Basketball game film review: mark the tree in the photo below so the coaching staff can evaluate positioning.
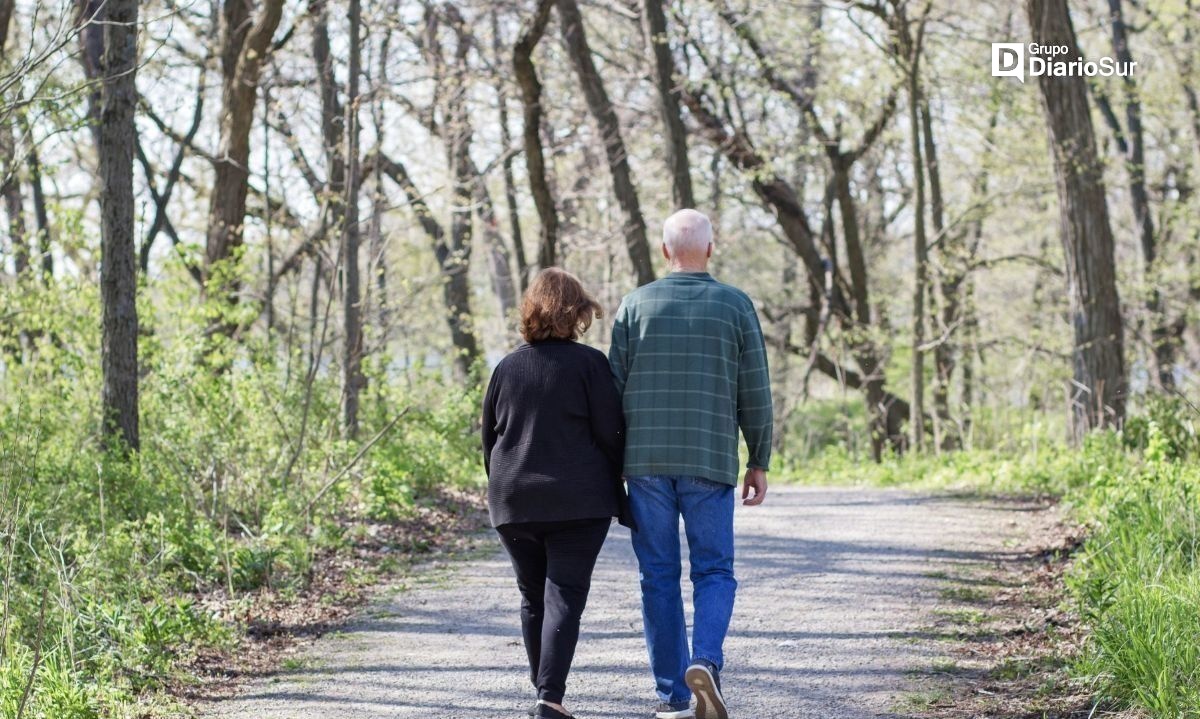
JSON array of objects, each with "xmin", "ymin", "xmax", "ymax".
[
  {"xmin": 427, "ymin": 4, "xmax": 518, "ymax": 322},
  {"xmin": 1026, "ymin": 0, "xmax": 1127, "ymax": 437},
  {"xmin": 1094, "ymin": 0, "xmax": 1181, "ymax": 390},
  {"xmin": 699, "ymin": 7, "xmax": 912, "ymax": 458},
  {"xmin": 513, "ymin": 0, "xmax": 559, "ymax": 271},
  {"xmin": 98, "ymin": 0, "xmax": 139, "ymax": 450},
  {"xmin": 370, "ymin": 152, "xmax": 481, "ymax": 377},
  {"xmin": 342, "ymin": 0, "xmax": 365, "ymax": 437},
  {"xmin": 902, "ymin": 3, "xmax": 933, "ymax": 453},
  {"xmin": 557, "ymin": 0, "xmax": 655, "ymax": 286},
  {"xmin": 641, "ymin": 0, "xmax": 694, "ymax": 209},
  {"xmin": 205, "ymin": 0, "xmax": 285, "ymax": 308},
  {"xmin": 0, "ymin": 0, "xmax": 26, "ymax": 278},
  {"xmin": 492, "ymin": 7, "xmax": 530, "ymax": 292}
]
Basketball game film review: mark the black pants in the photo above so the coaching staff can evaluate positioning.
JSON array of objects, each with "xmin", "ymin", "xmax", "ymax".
[{"xmin": 496, "ymin": 517, "xmax": 610, "ymax": 704}]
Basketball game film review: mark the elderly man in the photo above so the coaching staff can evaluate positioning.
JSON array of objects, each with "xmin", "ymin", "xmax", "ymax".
[{"xmin": 608, "ymin": 209, "xmax": 773, "ymax": 719}]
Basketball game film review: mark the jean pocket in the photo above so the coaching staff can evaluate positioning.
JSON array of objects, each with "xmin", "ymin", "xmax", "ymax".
[{"xmin": 682, "ymin": 475, "xmax": 724, "ymax": 490}]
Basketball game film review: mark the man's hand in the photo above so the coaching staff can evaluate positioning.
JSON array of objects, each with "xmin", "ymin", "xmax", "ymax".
[{"xmin": 741, "ymin": 467, "xmax": 767, "ymax": 506}]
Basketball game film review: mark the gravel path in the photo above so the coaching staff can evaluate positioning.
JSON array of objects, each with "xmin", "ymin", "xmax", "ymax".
[{"xmin": 203, "ymin": 487, "xmax": 1046, "ymax": 719}]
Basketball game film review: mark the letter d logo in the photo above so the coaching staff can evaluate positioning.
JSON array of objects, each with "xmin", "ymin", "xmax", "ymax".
[{"xmin": 991, "ymin": 43, "xmax": 1025, "ymax": 82}]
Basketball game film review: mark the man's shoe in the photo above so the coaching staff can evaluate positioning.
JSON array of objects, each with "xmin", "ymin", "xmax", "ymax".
[
  {"xmin": 685, "ymin": 660, "xmax": 728, "ymax": 719},
  {"xmin": 653, "ymin": 701, "xmax": 695, "ymax": 719}
]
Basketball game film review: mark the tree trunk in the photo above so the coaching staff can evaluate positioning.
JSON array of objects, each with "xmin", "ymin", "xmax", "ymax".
[
  {"xmin": 447, "ymin": 6, "xmax": 518, "ymax": 321},
  {"xmin": 557, "ymin": 0, "xmax": 655, "ymax": 287},
  {"xmin": 204, "ymin": 0, "xmax": 285, "ymax": 305},
  {"xmin": 514, "ymin": 0, "xmax": 559, "ymax": 271},
  {"xmin": 75, "ymin": 0, "xmax": 104, "ymax": 149},
  {"xmin": 921, "ymin": 99, "xmax": 960, "ymax": 451},
  {"xmin": 906, "ymin": 19, "xmax": 930, "ymax": 454},
  {"xmin": 1100, "ymin": 0, "xmax": 1175, "ymax": 389},
  {"xmin": 475, "ymin": 179, "xmax": 519, "ymax": 321},
  {"xmin": 0, "ymin": 0, "xmax": 26, "ymax": 277},
  {"xmin": 368, "ymin": 34, "xmax": 390, "ymax": 346},
  {"xmin": 342, "ymin": 0, "xmax": 364, "ymax": 438},
  {"xmin": 493, "ymin": 7, "xmax": 529, "ymax": 292},
  {"xmin": 26, "ymin": 126, "xmax": 51, "ymax": 281},
  {"xmin": 1027, "ymin": 0, "xmax": 1127, "ymax": 438},
  {"xmin": 641, "ymin": 0, "xmax": 694, "ymax": 209},
  {"xmin": 98, "ymin": 0, "xmax": 139, "ymax": 451},
  {"xmin": 0, "ymin": 0, "xmax": 12, "ymax": 51},
  {"xmin": 961, "ymin": 280, "xmax": 978, "ymax": 445},
  {"xmin": 0, "ymin": 116, "xmax": 25, "ymax": 276}
]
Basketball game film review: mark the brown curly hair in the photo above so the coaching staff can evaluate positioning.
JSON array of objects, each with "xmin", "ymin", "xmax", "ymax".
[{"xmin": 519, "ymin": 268, "xmax": 603, "ymax": 343}]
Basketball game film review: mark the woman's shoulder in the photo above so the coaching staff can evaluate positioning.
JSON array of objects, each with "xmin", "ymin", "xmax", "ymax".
[
  {"xmin": 499, "ymin": 340, "xmax": 607, "ymax": 368},
  {"xmin": 566, "ymin": 341, "xmax": 612, "ymax": 367},
  {"xmin": 490, "ymin": 344, "xmax": 530, "ymax": 374}
]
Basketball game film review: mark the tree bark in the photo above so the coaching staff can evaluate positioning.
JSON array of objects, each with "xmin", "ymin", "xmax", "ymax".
[
  {"xmin": 0, "ymin": 116, "xmax": 25, "ymax": 276},
  {"xmin": 641, "ymin": 0, "xmax": 694, "ymax": 209},
  {"xmin": 442, "ymin": 5, "xmax": 518, "ymax": 321},
  {"xmin": 475, "ymin": 178, "xmax": 519, "ymax": 321},
  {"xmin": 98, "ymin": 0, "xmax": 139, "ymax": 451},
  {"xmin": 513, "ymin": 0, "xmax": 559, "ymax": 271},
  {"xmin": 492, "ymin": 7, "xmax": 529, "ymax": 292},
  {"xmin": 26, "ymin": 135, "xmax": 50, "ymax": 281},
  {"xmin": 441, "ymin": 7, "xmax": 483, "ymax": 375},
  {"xmin": 557, "ymin": 0, "xmax": 655, "ymax": 286},
  {"xmin": 204, "ymin": 0, "xmax": 285, "ymax": 302},
  {"xmin": 75, "ymin": 0, "xmax": 104, "ymax": 149},
  {"xmin": 0, "ymin": 0, "xmax": 25, "ymax": 277},
  {"xmin": 1026, "ymin": 0, "xmax": 1127, "ymax": 438},
  {"xmin": 342, "ymin": 0, "xmax": 364, "ymax": 438},
  {"xmin": 369, "ymin": 20, "xmax": 393, "ymax": 343},
  {"xmin": 921, "ymin": 99, "xmax": 961, "ymax": 451},
  {"xmin": 1097, "ymin": 0, "xmax": 1175, "ymax": 389},
  {"xmin": 906, "ymin": 23, "xmax": 930, "ymax": 453},
  {"xmin": 908, "ymin": 150, "xmax": 928, "ymax": 453}
]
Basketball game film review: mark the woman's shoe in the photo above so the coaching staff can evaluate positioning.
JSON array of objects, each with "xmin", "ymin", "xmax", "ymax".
[{"xmin": 535, "ymin": 702, "xmax": 576, "ymax": 719}]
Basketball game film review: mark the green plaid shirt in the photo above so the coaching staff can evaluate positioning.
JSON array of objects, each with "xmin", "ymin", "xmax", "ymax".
[{"xmin": 608, "ymin": 271, "xmax": 773, "ymax": 486}]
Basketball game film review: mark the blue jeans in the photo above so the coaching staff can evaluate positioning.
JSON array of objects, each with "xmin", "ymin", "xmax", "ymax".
[{"xmin": 627, "ymin": 475, "xmax": 737, "ymax": 705}]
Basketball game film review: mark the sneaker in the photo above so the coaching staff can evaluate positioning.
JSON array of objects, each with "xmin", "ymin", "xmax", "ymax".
[
  {"xmin": 653, "ymin": 701, "xmax": 695, "ymax": 719},
  {"xmin": 685, "ymin": 660, "xmax": 728, "ymax": 719}
]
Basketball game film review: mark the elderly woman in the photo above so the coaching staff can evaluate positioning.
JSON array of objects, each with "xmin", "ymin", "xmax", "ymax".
[{"xmin": 482, "ymin": 267, "xmax": 626, "ymax": 719}]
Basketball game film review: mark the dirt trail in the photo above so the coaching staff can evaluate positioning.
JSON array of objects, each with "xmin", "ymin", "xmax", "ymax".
[{"xmin": 203, "ymin": 487, "xmax": 1049, "ymax": 719}]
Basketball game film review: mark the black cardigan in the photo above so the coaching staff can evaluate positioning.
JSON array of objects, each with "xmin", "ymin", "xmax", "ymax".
[{"xmin": 481, "ymin": 339, "xmax": 625, "ymax": 527}]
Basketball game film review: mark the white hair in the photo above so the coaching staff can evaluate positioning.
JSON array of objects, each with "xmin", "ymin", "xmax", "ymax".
[{"xmin": 662, "ymin": 209, "xmax": 713, "ymax": 257}]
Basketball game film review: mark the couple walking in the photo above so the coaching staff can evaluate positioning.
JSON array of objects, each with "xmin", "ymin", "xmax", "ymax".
[{"xmin": 481, "ymin": 209, "xmax": 773, "ymax": 719}]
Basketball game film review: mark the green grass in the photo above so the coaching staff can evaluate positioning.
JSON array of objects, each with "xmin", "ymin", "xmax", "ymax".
[
  {"xmin": 895, "ymin": 687, "xmax": 951, "ymax": 711},
  {"xmin": 933, "ymin": 607, "xmax": 988, "ymax": 627},
  {"xmin": 939, "ymin": 585, "xmax": 988, "ymax": 602}
]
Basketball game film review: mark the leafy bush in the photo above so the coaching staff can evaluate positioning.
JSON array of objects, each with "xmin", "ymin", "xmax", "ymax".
[
  {"xmin": 0, "ymin": 277, "xmax": 483, "ymax": 715},
  {"xmin": 1123, "ymin": 397, "xmax": 1200, "ymax": 460}
]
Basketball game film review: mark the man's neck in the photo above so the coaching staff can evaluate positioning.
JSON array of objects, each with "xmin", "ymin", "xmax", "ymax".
[{"xmin": 669, "ymin": 264, "xmax": 709, "ymax": 274}]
